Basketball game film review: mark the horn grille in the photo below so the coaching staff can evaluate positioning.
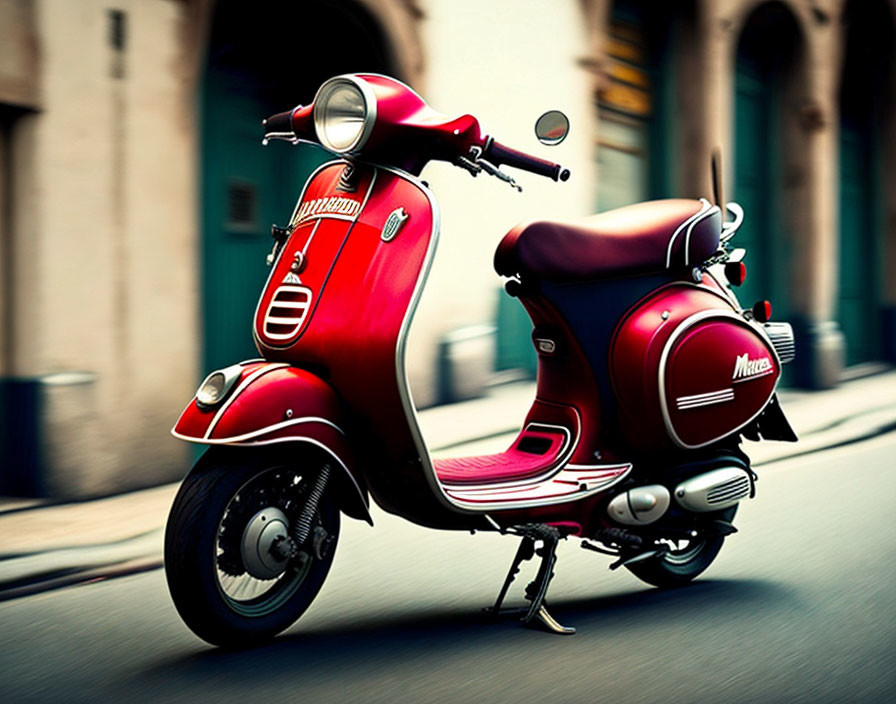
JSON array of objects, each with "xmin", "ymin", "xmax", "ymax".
[{"xmin": 263, "ymin": 285, "xmax": 312, "ymax": 340}]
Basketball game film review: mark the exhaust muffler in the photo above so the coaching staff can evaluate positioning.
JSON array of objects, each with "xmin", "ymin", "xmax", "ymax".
[{"xmin": 673, "ymin": 467, "xmax": 752, "ymax": 512}]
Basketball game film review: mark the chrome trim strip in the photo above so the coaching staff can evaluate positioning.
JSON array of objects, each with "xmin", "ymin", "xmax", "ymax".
[
  {"xmin": 665, "ymin": 198, "xmax": 711, "ymax": 269},
  {"xmin": 295, "ymin": 213, "xmax": 357, "ymax": 225},
  {"xmin": 658, "ymin": 310, "xmax": 779, "ymax": 449},
  {"xmin": 444, "ymin": 464, "xmax": 632, "ymax": 511},
  {"xmin": 721, "ymin": 202, "xmax": 744, "ymax": 241},
  {"xmin": 203, "ymin": 363, "xmax": 289, "ymax": 439},
  {"xmin": 301, "ymin": 219, "xmax": 322, "ymax": 254},
  {"xmin": 683, "ymin": 203, "xmax": 721, "ymax": 266},
  {"xmin": 676, "ymin": 389, "xmax": 734, "ymax": 402},
  {"xmin": 176, "ymin": 416, "xmax": 345, "ymax": 445},
  {"xmin": 383, "ymin": 165, "xmax": 465, "ymax": 513},
  {"xmin": 705, "ymin": 267, "xmax": 743, "ymax": 308},
  {"xmin": 676, "ymin": 389, "xmax": 735, "ymax": 410}
]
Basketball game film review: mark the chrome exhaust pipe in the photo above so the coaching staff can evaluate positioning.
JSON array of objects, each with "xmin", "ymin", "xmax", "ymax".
[{"xmin": 673, "ymin": 467, "xmax": 752, "ymax": 512}]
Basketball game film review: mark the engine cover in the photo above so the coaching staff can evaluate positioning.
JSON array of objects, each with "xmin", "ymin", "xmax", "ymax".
[{"xmin": 612, "ymin": 284, "xmax": 781, "ymax": 450}]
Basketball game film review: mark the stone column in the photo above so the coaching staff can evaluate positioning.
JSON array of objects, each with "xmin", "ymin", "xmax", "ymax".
[
  {"xmin": 784, "ymin": 9, "xmax": 844, "ymax": 389},
  {"xmin": 0, "ymin": 118, "xmax": 7, "ymax": 376},
  {"xmin": 682, "ymin": 0, "xmax": 729, "ymax": 200}
]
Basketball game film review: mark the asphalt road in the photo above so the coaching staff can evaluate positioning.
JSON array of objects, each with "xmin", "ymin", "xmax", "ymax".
[{"xmin": 2, "ymin": 432, "xmax": 895, "ymax": 704}]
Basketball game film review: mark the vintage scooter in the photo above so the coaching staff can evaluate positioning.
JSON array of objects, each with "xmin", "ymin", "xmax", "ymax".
[{"xmin": 166, "ymin": 73, "xmax": 797, "ymax": 647}]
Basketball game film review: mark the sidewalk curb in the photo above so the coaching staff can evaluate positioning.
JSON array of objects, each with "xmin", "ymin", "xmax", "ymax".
[{"xmin": 2, "ymin": 372, "xmax": 896, "ymax": 601}]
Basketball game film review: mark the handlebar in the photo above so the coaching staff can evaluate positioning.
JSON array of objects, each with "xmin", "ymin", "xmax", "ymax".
[
  {"xmin": 262, "ymin": 109, "xmax": 297, "ymax": 138},
  {"xmin": 483, "ymin": 138, "xmax": 570, "ymax": 183}
]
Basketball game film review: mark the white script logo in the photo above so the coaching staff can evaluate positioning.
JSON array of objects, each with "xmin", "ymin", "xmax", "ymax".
[{"xmin": 732, "ymin": 353, "xmax": 773, "ymax": 381}]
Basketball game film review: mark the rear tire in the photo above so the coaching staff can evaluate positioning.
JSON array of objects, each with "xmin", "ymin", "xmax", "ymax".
[
  {"xmin": 625, "ymin": 506, "xmax": 736, "ymax": 588},
  {"xmin": 164, "ymin": 446, "xmax": 339, "ymax": 647}
]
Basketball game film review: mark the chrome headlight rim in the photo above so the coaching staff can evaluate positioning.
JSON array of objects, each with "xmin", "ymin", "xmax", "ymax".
[
  {"xmin": 312, "ymin": 75, "xmax": 377, "ymax": 155},
  {"xmin": 195, "ymin": 364, "xmax": 242, "ymax": 410}
]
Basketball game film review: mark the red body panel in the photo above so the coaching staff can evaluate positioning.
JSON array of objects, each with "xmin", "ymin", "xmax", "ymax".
[
  {"xmin": 172, "ymin": 362, "xmax": 370, "ymax": 522},
  {"xmin": 611, "ymin": 283, "xmax": 780, "ymax": 450},
  {"xmin": 253, "ymin": 162, "xmax": 471, "ymax": 526},
  {"xmin": 246, "ymin": 161, "xmax": 630, "ymax": 529},
  {"xmin": 173, "ymin": 363, "xmax": 342, "ymax": 442}
]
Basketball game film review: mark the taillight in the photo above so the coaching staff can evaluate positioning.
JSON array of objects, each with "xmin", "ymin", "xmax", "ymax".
[
  {"xmin": 752, "ymin": 300, "xmax": 772, "ymax": 323},
  {"xmin": 725, "ymin": 261, "xmax": 747, "ymax": 286}
]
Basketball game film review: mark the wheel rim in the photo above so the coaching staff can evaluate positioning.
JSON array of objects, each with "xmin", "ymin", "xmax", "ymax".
[
  {"xmin": 214, "ymin": 466, "xmax": 314, "ymax": 618},
  {"xmin": 660, "ymin": 538, "xmax": 707, "ymax": 566}
]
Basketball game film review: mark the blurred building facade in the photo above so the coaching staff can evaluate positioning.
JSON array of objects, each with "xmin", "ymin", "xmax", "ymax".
[{"xmin": 1, "ymin": 0, "xmax": 894, "ymax": 497}]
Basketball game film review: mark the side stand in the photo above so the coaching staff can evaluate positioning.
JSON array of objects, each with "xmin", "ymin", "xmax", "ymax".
[{"xmin": 490, "ymin": 524, "xmax": 575, "ymax": 635}]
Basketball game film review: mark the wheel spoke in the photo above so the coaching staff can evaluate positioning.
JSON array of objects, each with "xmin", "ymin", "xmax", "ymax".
[{"xmin": 212, "ymin": 465, "xmax": 317, "ymax": 617}]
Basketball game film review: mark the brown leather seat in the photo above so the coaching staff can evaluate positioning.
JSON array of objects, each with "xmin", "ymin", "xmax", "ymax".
[{"xmin": 494, "ymin": 199, "xmax": 721, "ymax": 281}]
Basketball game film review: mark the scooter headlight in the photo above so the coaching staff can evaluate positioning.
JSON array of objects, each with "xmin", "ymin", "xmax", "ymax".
[
  {"xmin": 195, "ymin": 364, "xmax": 242, "ymax": 409},
  {"xmin": 313, "ymin": 77, "xmax": 376, "ymax": 154}
]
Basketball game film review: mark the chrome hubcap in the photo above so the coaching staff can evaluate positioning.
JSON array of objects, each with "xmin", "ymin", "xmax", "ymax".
[{"xmin": 240, "ymin": 507, "xmax": 290, "ymax": 580}]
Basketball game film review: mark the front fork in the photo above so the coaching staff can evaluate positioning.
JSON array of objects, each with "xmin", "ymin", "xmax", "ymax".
[{"xmin": 271, "ymin": 464, "xmax": 334, "ymax": 562}]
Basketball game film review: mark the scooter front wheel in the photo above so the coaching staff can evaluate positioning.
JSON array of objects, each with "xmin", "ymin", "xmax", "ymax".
[{"xmin": 164, "ymin": 446, "xmax": 339, "ymax": 647}]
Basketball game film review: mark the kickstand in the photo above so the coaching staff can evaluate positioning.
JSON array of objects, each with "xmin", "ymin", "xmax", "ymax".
[
  {"xmin": 522, "ymin": 530, "xmax": 575, "ymax": 635},
  {"xmin": 490, "ymin": 536, "xmax": 535, "ymax": 615},
  {"xmin": 489, "ymin": 526, "xmax": 575, "ymax": 635}
]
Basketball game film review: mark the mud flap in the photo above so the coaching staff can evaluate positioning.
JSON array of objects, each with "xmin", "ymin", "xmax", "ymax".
[{"xmin": 742, "ymin": 394, "xmax": 798, "ymax": 442}]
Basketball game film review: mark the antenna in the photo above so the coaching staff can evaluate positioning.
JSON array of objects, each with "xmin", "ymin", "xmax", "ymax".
[{"xmin": 711, "ymin": 148, "xmax": 725, "ymax": 219}]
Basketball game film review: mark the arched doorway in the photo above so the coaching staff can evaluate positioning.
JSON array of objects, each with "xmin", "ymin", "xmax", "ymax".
[
  {"xmin": 837, "ymin": 0, "xmax": 894, "ymax": 366},
  {"xmin": 733, "ymin": 3, "xmax": 804, "ymax": 328},
  {"xmin": 201, "ymin": 0, "xmax": 395, "ymax": 372}
]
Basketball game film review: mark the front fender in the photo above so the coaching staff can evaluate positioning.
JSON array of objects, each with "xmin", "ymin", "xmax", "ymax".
[{"xmin": 172, "ymin": 361, "xmax": 371, "ymax": 524}]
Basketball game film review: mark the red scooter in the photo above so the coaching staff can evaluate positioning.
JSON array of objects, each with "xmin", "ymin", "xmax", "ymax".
[{"xmin": 165, "ymin": 73, "xmax": 797, "ymax": 646}]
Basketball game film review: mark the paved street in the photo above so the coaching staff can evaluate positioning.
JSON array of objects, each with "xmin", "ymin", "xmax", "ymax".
[{"xmin": 2, "ymin": 429, "xmax": 895, "ymax": 704}]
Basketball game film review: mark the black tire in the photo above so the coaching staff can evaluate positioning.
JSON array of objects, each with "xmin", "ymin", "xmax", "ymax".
[
  {"xmin": 164, "ymin": 446, "xmax": 339, "ymax": 647},
  {"xmin": 625, "ymin": 506, "xmax": 737, "ymax": 589}
]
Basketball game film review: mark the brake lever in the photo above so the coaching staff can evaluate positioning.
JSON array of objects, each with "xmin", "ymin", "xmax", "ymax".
[
  {"xmin": 455, "ymin": 156, "xmax": 482, "ymax": 176},
  {"xmin": 477, "ymin": 158, "xmax": 523, "ymax": 192}
]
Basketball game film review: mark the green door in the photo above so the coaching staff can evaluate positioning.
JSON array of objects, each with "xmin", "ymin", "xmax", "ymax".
[
  {"xmin": 837, "ymin": 122, "xmax": 880, "ymax": 365},
  {"xmin": 201, "ymin": 70, "xmax": 330, "ymax": 373},
  {"xmin": 733, "ymin": 59, "xmax": 791, "ymax": 322}
]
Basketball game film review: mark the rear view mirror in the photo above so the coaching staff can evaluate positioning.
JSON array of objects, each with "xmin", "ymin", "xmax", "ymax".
[{"xmin": 535, "ymin": 111, "xmax": 570, "ymax": 146}]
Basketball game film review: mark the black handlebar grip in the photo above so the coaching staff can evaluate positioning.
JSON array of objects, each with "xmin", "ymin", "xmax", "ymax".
[
  {"xmin": 486, "ymin": 140, "xmax": 569, "ymax": 182},
  {"xmin": 262, "ymin": 109, "xmax": 295, "ymax": 136}
]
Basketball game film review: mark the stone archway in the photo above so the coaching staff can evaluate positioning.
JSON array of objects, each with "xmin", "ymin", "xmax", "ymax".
[
  {"xmin": 837, "ymin": 0, "xmax": 895, "ymax": 365},
  {"xmin": 732, "ymin": 3, "xmax": 807, "ymax": 349}
]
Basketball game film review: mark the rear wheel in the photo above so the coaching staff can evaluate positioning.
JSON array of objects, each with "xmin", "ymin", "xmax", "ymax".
[
  {"xmin": 164, "ymin": 446, "xmax": 339, "ymax": 647},
  {"xmin": 625, "ymin": 506, "xmax": 737, "ymax": 588}
]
